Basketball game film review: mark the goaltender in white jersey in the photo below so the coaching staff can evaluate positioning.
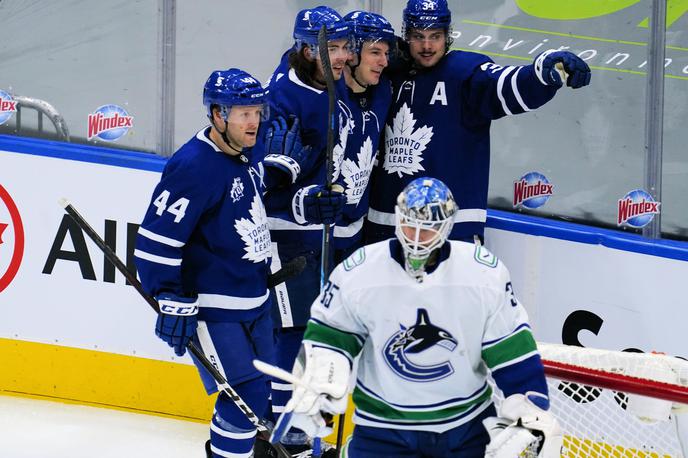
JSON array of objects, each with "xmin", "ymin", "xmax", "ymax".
[{"xmin": 266, "ymin": 177, "xmax": 563, "ymax": 457}]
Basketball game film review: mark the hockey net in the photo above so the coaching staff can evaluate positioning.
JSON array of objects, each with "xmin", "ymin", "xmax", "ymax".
[{"xmin": 537, "ymin": 343, "xmax": 688, "ymax": 458}]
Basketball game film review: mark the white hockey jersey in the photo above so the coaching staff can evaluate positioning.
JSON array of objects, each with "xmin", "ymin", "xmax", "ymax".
[{"xmin": 303, "ymin": 239, "xmax": 547, "ymax": 432}]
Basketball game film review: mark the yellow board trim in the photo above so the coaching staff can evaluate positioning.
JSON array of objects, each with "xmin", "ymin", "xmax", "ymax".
[
  {"xmin": 0, "ymin": 337, "xmax": 354, "ymax": 443},
  {"xmin": 0, "ymin": 337, "xmax": 214, "ymax": 421}
]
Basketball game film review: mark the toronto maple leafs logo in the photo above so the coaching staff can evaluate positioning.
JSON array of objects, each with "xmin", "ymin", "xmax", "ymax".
[
  {"xmin": 230, "ymin": 177, "xmax": 244, "ymax": 203},
  {"xmin": 383, "ymin": 308, "xmax": 457, "ymax": 382},
  {"xmin": 383, "ymin": 103, "xmax": 433, "ymax": 177},
  {"xmin": 234, "ymin": 195, "xmax": 271, "ymax": 263},
  {"xmin": 341, "ymin": 137, "xmax": 375, "ymax": 205}
]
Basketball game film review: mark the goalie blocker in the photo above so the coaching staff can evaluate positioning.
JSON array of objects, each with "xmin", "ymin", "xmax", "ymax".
[{"xmin": 484, "ymin": 392, "xmax": 563, "ymax": 458}]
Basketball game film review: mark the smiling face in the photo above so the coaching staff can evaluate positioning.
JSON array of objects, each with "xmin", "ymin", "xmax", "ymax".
[
  {"xmin": 223, "ymin": 105, "xmax": 263, "ymax": 148},
  {"xmin": 311, "ymin": 38, "xmax": 351, "ymax": 80},
  {"xmin": 352, "ymin": 40, "xmax": 390, "ymax": 87},
  {"xmin": 407, "ymin": 28, "xmax": 446, "ymax": 68}
]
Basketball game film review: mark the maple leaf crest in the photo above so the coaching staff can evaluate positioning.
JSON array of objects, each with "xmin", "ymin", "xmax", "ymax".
[
  {"xmin": 0, "ymin": 222, "xmax": 7, "ymax": 246},
  {"xmin": 234, "ymin": 195, "xmax": 272, "ymax": 263},
  {"xmin": 342, "ymin": 137, "xmax": 375, "ymax": 205},
  {"xmin": 383, "ymin": 103, "xmax": 434, "ymax": 178}
]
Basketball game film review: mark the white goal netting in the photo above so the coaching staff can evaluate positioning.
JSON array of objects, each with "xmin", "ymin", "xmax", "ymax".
[{"xmin": 537, "ymin": 343, "xmax": 688, "ymax": 458}]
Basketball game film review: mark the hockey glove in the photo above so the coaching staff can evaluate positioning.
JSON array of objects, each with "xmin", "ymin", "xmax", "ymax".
[
  {"xmin": 534, "ymin": 50, "xmax": 591, "ymax": 89},
  {"xmin": 274, "ymin": 342, "xmax": 350, "ymax": 439},
  {"xmin": 292, "ymin": 184, "xmax": 345, "ymax": 225},
  {"xmin": 264, "ymin": 116, "xmax": 315, "ymax": 183},
  {"xmin": 155, "ymin": 293, "xmax": 199, "ymax": 357},
  {"xmin": 484, "ymin": 392, "xmax": 563, "ymax": 458}
]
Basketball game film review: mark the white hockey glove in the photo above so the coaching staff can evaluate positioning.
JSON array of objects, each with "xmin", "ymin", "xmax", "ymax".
[
  {"xmin": 277, "ymin": 342, "xmax": 350, "ymax": 439},
  {"xmin": 484, "ymin": 392, "xmax": 563, "ymax": 458}
]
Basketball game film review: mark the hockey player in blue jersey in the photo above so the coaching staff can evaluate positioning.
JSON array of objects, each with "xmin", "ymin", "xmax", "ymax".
[
  {"xmin": 366, "ymin": 0, "xmax": 592, "ymax": 244},
  {"xmin": 334, "ymin": 10, "xmax": 395, "ymax": 261},
  {"xmin": 134, "ymin": 68, "xmax": 312, "ymax": 458},
  {"xmin": 260, "ymin": 6, "xmax": 351, "ymax": 454},
  {"xmin": 267, "ymin": 177, "xmax": 563, "ymax": 457}
]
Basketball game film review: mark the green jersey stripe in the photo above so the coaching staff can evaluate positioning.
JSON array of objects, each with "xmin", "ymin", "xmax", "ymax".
[
  {"xmin": 303, "ymin": 321, "xmax": 363, "ymax": 358},
  {"xmin": 482, "ymin": 327, "xmax": 538, "ymax": 369},
  {"xmin": 352, "ymin": 385, "xmax": 493, "ymax": 421}
]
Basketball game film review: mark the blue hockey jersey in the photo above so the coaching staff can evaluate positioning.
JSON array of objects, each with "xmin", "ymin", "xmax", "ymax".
[
  {"xmin": 135, "ymin": 127, "xmax": 272, "ymax": 322},
  {"xmin": 334, "ymin": 76, "xmax": 393, "ymax": 252},
  {"xmin": 367, "ymin": 50, "xmax": 559, "ymax": 241},
  {"xmin": 262, "ymin": 65, "xmax": 352, "ymax": 250}
]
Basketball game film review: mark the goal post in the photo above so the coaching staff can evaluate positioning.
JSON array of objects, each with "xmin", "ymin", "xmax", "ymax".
[{"xmin": 537, "ymin": 343, "xmax": 688, "ymax": 458}]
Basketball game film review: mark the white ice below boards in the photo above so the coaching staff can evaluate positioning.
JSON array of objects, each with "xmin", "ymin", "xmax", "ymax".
[{"xmin": 0, "ymin": 395, "xmax": 209, "ymax": 458}]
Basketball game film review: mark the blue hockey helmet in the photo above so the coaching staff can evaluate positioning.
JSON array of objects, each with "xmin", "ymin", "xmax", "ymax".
[
  {"xmin": 343, "ymin": 11, "xmax": 396, "ymax": 55},
  {"xmin": 403, "ymin": 0, "xmax": 452, "ymax": 31},
  {"xmin": 293, "ymin": 6, "xmax": 350, "ymax": 50},
  {"xmin": 395, "ymin": 177, "xmax": 456, "ymax": 274},
  {"xmin": 202, "ymin": 68, "xmax": 267, "ymax": 120}
]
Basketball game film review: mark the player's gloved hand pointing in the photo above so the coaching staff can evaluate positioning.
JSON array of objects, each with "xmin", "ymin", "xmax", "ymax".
[
  {"xmin": 155, "ymin": 293, "xmax": 199, "ymax": 357},
  {"xmin": 292, "ymin": 184, "xmax": 345, "ymax": 225},
  {"xmin": 264, "ymin": 116, "xmax": 316, "ymax": 183},
  {"xmin": 535, "ymin": 50, "xmax": 591, "ymax": 89}
]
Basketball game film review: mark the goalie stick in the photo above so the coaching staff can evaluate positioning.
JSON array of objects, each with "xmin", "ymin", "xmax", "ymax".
[
  {"xmin": 58, "ymin": 198, "xmax": 291, "ymax": 458},
  {"xmin": 316, "ymin": 23, "xmax": 347, "ymax": 455}
]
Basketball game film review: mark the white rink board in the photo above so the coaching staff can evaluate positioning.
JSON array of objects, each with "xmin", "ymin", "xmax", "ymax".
[
  {"xmin": 0, "ymin": 148, "xmax": 185, "ymax": 362},
  {"xmin": 1, "ymin": 143, "xmax": 687, "ymax": 365},
  {"xmin": 486, "ymin": 226, "xmax": 688, "ymax": 359}
]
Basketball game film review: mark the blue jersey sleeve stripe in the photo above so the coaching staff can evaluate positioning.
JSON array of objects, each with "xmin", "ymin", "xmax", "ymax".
[
  {"xmin": 138, "ymin": 227, "xmax": 185, "ymax": 248},
  {"xmin": 133, "ymin": 249, "xmax": 182, "ymax": 266}
]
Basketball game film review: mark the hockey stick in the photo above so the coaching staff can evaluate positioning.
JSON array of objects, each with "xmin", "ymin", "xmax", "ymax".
[
  {"xmin": 318, "ymin": 22, "xmax": 336, "ymax": 288},
  {"xmin": 268, "ymin": 255, "xmax": 306, "ymax": 289},
  {"xmin": 317, "ymin": 24, "xmax": 347, "ymax": 454},
  {"xmin": 58, "ymin": 198, "xmax": 291, "ymax": 458}
]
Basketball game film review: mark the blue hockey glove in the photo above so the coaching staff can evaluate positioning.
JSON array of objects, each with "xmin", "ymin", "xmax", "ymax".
[
  {"xmin": 155, "ymin": 293, "xmax": 199, "ymax": 357},
  {"xmin": 264, "ymin": 116, "xmax": 315, "ymax": 183},
  {"xmin": 535, "ymin": 50, "xmax": 591, "ymax": 89},
  {"xmin": 292, "ymin": 184, "xmax": 345, "ymax": 225}
]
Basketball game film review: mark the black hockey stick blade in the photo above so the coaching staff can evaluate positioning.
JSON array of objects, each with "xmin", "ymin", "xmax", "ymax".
[
  {"xmin": 268, "ymin": 255, "xmax": 306, "ymax": 289},
  {"xmin": 58, "ymin": 198, "xmax": 292, "ymax": 458}
]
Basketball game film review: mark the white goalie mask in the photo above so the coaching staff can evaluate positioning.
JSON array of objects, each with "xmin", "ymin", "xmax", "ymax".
[{"xmin": 394, "ymin": 177, "xmax": 457, "ymax": 274}]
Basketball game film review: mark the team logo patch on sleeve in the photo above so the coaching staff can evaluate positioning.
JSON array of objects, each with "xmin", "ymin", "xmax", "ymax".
[
  {"xmin": 230, "ymin": 177, "xmax": 245, "ymax": 202},
  {"xmin": 342, "ymin": 247, "xmax": 366, "ymax": 271},
  {"xmin": 474, "ymin": 245, "xmax": 498, "ymax": 268},
  {"xmin": 383, "ymin": 308, "xmax": 457, "ymax": 382}
]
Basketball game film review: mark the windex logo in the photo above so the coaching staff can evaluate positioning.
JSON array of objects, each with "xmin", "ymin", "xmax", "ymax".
[
  {"xmin": 0, "ymin": 90, "xmax": 17, "ymax": 126},
  {"xmin": 87, "ymin": 104, "xmax": 133, "ymax": 141},
  {"xmin": 617, "ymin": 189, "xmax": 660, "ymax": 228},
  {"xmin": 0, "ymin": 184, "xmax": 25, "ymax": 293},
  {"xmin": 513, "ymin": 172, "xmax": 554, "ymax": 209}
]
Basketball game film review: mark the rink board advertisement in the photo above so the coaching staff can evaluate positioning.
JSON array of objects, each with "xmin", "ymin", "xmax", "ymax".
[{"xmin": 1, "ymin": 137, "xmax": 688, "ymax": 425}]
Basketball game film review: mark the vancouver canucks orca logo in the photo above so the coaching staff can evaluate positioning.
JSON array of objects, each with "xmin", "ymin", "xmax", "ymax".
[{"xmin": 383, "ymin": 308, "xmax": 457, "ymax": 382}]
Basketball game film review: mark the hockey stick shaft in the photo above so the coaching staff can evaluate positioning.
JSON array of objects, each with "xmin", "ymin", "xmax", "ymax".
[
  {"xmin": 58, "ymin": 199, "xmax": 291, "ymax": 458},
  {"xmin": 317, "ymin": 25, "xmax": 346, "ymax": 454},
  {"xmin": 318, "ymin": 23, "xmax": 336, "ymax": 289},
  {"xmin": 268, "ymin": 255, "xmax": 306, "ymax": 289}
]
